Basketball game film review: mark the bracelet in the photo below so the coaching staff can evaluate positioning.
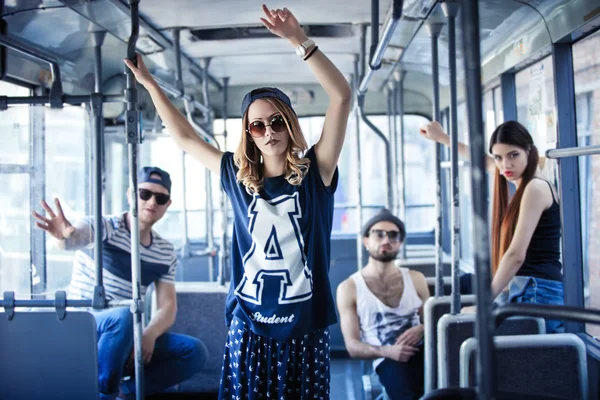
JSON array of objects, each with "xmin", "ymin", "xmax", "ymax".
[{"xmin": 303, "ymin": 46, "xmax": 319, "ymax": 61}]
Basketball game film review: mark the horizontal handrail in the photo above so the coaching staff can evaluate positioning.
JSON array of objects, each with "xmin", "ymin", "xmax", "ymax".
[
  {"xmin": 546, "ymin": 144, "xmax": 600, "ymax": 159},
  {"xmin": 0, "ymin": 94, "xmax": 123, "ymax": 109},
  {"xmin": 494, "ymin": 303, "xmax": 600, "ymax": 327}
]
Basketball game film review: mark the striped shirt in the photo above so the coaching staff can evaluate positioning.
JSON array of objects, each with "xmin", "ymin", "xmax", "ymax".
[{"xmin": 67, "ymin": 213, "xmax": 177, "ymax": 301}]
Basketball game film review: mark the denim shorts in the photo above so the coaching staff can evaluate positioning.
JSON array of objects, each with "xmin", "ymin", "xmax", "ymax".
[{"xmin": 494, "ymin": 275, "xmax": 564, "ymax": 333}]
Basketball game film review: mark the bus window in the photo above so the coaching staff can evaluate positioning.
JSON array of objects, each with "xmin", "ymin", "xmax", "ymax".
[
  {"xmin": 515, "ymin": 57, "xmax": 558, "ymax": 191},
  {"xmin": 0, "ymin": 81, "xmax": 29, "ymax": 164},
  {"xmin": 0, "ymin": 174, "xmax": 31, "ymax": 296},
  {"xmin": 44, "ymin": 107, "xmax": 89, "ymax": 294},
  {"xmin": 0, "ymin": 81, "xmax": 31, "ymax": 297},
  {"xmin": 516, "ymin": 56, "xmax": 558, "ymax": 153},
  {"xmin": 573, "ymin": 29, "xmax": 600, "ymax": 338},
  {"xmin": 403, "ymin": 114, "xmax": 435, "ymax": 233}
]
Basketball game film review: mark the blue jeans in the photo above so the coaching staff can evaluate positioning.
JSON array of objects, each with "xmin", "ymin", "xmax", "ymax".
[
  {"xmin": 93, "ymin": 307, "xmax": 208, "ymax": 400},
  {"xmin": 375, "ymin": 346, "xmax": 424, "ymax": 400},
  {"xmin": 495, "ymin": 276, "xmax": 565, "ymax": 333}
]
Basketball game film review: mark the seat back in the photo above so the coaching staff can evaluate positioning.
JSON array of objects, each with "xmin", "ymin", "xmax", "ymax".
[
  {"xmin": 0, "ymin": 310, "xmax": 98, "ymax": 400},
  {"xmin": 424, "ymin": 295, "xmax": 476, "ymax": 393},
  {"xmin": 460, "ymin": 334, "xmax": 588, "ymax": 399},
  {"xmin": 396, "ymin": 258, "xmax": 451, "ymax": 278},
  {"xmin": 437, "ymin": 314, "xmax": 545, "ymax": 388},
  {"xmin": 153, "ymin": 282, "xmax": 229, "ymax": 393}
]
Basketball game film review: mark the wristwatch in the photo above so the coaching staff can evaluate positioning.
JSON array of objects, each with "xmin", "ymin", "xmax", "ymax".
[{"xmin": 295, "ymin": 39, "xmax": 315, "ymax": 58}]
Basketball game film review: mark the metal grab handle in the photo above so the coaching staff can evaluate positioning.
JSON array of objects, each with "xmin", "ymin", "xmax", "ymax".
[
  {"xmin": 546, "ymin": 144, "xmax": 600, "ymax": 159},
  {"xmin": 358, "ymin": 0, "xmax": 403, "ymax": 94},
  {"xmin": 494, "ymin": 303, "xmax": 600, "ymax": 327}
]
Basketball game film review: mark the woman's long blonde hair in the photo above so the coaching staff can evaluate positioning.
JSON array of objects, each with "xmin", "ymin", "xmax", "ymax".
[{"xmin": 233, "ymin": 97, "xmax": 310, "ymax": 194}]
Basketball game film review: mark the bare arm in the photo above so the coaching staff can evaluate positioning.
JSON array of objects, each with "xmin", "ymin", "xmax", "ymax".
[
  {"xmin": 490, "ymin": 180, "xmax": 552, "ymax": 298},
  {"xmin": 145, "ymin": 280, "xmax": 177, "ymax": 339},
  {"xmin": 124, "ymin": 55, "xmax": 223, "ymax": 175},
  {"xmin": 336, "ymin": 279, "xmax": 385, "ymax": 359},
  {"xmin": 261, "ymin": 6, "xmax": 352, "ymax": 185},
  {"xmin": 138, "ymin": 280, "xmax": 177, "ymax": 364},
  {"xmin": 305, "ymin": 47, "xmax": 352, "ymax": 185},
  {"xmin": 420, "ymin": 121, "xmax": 496, "ymax": 173},
  {"xmin": 32, "ymin": 198, "xmax": 93, "ymax": 251}
]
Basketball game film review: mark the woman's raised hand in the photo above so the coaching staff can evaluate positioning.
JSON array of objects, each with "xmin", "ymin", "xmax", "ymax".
[
  {"xmin": 419, "ymin": 121, "xmax": 448, "ymax": 144},
  {"xmin": 123, "ymin": 54, "xmax": 155, "ymax": 88},
  {"xmin": 260, "ymin": 4, "xmax": 304, "ymax": 41}
]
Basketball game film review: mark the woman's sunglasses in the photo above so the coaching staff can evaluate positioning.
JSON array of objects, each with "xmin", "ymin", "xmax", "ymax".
[
  {"xmin": 247, "ymin": 115, "xmax": 287, "ymax": 138},
  {"xmin": 138, "ymin": 189, "xmax": 170, "ymax": 205}
]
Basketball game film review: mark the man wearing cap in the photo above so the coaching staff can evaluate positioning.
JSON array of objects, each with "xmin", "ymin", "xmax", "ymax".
[
  {"xmin": 337, "ymin": 209, "xmax": 430, "ymax": 400},
  {"xmin": 32, "ymin": 167, "xmax": 208, "ymax": 400}
]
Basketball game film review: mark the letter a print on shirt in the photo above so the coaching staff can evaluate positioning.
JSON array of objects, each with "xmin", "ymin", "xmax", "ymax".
[
  {"xmin": 235, "ymin": 192, "xmax": 313, "ymax": 305},
  {"xmin": 264, "ymin": 226, "xmax": 283, "ymax": 260}
]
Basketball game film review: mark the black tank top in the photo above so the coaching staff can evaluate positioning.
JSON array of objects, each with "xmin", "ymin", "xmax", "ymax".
[{"xmin": 517, "ymin": 178, "xmax": 563, "ymax": 282}]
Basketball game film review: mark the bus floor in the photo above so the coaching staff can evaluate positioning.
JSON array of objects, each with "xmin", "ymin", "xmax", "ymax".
[{"xmin": 147, "ymin": 357, "xmax": 366, "ymax": 399}]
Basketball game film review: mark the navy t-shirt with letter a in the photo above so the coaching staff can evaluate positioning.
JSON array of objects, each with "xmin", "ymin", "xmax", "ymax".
[{"xmin": 220, "ymin": 146, "xmax": 338, "ymax": 340}]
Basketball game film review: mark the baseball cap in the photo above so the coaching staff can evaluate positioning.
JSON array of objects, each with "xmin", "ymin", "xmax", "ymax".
[
  {"xmin": 138, "ymin": 166, "xmax": 171, "ymax": 193},
  {"xmin": 240, "ymin": 87, "xmax": 294, "ymax": 117}
]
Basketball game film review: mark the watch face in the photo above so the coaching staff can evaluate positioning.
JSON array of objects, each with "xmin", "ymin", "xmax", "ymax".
[{"xmin": 296, "ymin": 46, "xmax": 306, "ymax": 57}]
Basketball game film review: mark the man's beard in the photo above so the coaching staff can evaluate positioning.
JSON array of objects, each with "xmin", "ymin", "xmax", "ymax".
[{"xmin": 369, "ymin": 249, "xmax": 398, "ymax": 262}]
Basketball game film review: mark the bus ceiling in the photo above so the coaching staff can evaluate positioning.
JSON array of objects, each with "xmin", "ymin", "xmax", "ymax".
[{"xmin": 1, "ymin": 0, "xmax": 599, "ymax": 117}]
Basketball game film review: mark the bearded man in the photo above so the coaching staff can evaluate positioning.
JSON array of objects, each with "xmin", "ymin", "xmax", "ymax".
[{"xmin": 336, "ymin": 209, "xmax": 430, "ymax": 400}]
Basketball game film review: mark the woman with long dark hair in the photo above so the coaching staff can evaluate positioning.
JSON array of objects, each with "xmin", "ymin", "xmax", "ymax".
[
  {"xmin": 420, "ymin": 120, "xmax": 563, "ymax": 333},
  {"xmin": 125, "ymin": 4, "xmax": 352, "ymax": 397}
]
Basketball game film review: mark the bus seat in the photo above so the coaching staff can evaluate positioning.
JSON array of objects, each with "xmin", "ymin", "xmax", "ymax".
[
  {"xmin": 0, "ymin": 310, "xmax": 98, "ymax": 400},
  {"xmin": 151, "ymin": 282, "xmax": 228, "ymax": 393},
  {"xmin": 424, "ymin": 295, "xmax": 476, "ymax": 394},
  {"xmin": 459, "ymin": 334, "xmax": 588, "ymax": 399},
  {"xmin": 420, "ymin": 387, "xmax": 558, "ymax": 399},
  {"xmin": 437, "ymin": 314, "xmax": 544, "ymax": 388},
  {"xmin": 426, "ymin": 277, "xmax": 452, "ymax": 296}
]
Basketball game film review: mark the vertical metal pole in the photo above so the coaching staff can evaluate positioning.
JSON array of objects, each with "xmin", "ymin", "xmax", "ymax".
[
  {"xmin": 218, "ymin": 77, "xmax": 230, "ymax": 285},
  {"xmin": 173, "ymin": 29, "xmax": 184, "ymax": 95},
  {"xmin": 173, "ymin": 29, "xmax": 190, "ymax": 258},
  {"xmin": 426, "ymin": 22, "xmax": 444, "ymax": 297},
  {"xmin": 29, "ymin": 89, "xmax": 46, "ymax": 298},
  {"xmin": 386, "ymin": 84, "xmax": 395, "ymax": 214},
  {"xmin": 500, "ymin": 73, "xmax": 518, "ymax": 122},
  {"xmin": 124, "ymin": 1, "xmax": 144, "ymax": 398},
  {"xmin": 354, "ymin": 54, "xmax": 365, "ymax": 270},
  {"xmin": 91, "ymin": 31, "xmax": 107, "ymax": 308},
  {"xmin": 460, "ymin": 2, "xmax": 496, "ymax": 398},
  {"xmin": 357, "ymin": 24, "xmax": 392, "ymax": 209},
  {"xmin": 552, "ymin": 43, "xmax": 585, "ymax": 333},
  {"xmin": 359, "ymin": 25, "xmax": 367, "ymax": 90},
  {"xmin": 442, "ymin": 1, "xmax": 461, "ymax": 314},
  {"xmin": 390, "ymin": 81, "xmax": 398, "ymax": 217},
  {"xmin": 370, "ymin": 0, "xmax": 379, "ymax": 66},
  {"xmin": 201, "ymin": 57, "xmax": 215, "ymax": 281},
  {"xmin": 181, "ymin": 153, "xmax": 189, "ymax": 256},
  {"xmin": 396, "ymin": 73, "xmax": 407, "ymax": 259},
  {"xmin": 440, "ymin": 107, "xmax": 452, "ymax": 255}
]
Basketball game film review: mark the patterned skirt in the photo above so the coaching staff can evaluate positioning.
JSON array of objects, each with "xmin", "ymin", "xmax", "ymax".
[{"xmin": 219, "ymin": 316, "xmax": 331, "ymax": 399}]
